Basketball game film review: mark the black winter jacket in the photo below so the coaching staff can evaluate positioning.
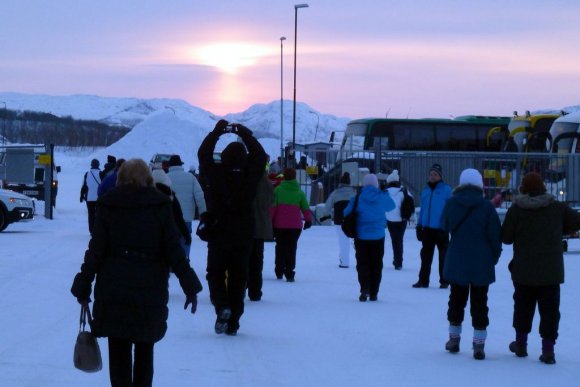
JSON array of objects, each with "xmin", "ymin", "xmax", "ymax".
[
  {"xmin": 501, "ymin": 193, "xmax": 580, "ymax": 285},
  {"xmin": 198, "ymin": 128, "xmax": 267, "ymax": 241},
  {"xmin": 71, "ymin": 185, "xmax": 202, "ymax": 343}
]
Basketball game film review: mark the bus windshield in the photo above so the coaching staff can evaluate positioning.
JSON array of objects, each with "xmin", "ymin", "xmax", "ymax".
[
  {"xmin": 550, "ymin": 122, "xmax": 579, "ymax": 154},
  {"xmin": 340, "ymin": 123, "xmax": 367, "ymax": 159}
]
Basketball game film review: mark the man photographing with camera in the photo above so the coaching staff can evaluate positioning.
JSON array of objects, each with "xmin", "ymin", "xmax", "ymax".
[{"xmin": 197, "ymin": 119, "xmax": 267, "ymax": 336}]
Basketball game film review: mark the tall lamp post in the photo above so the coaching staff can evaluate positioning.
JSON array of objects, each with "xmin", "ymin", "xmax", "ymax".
[
  {"xmin": 292, "ymin": 3, "xmax": 309, "ymax": 150},
  {"xmin": 0, "ymin": 101, "xmax": 6, "ymax": 145},
  {"xmin": 280, "ymin": 36, "xmax": 286, "ymax": 164}
]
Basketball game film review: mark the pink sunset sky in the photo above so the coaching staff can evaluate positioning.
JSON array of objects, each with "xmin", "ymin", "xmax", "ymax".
[{"xmin": 1, "ymin": 0, "xmax": 579, "ymax": 119}]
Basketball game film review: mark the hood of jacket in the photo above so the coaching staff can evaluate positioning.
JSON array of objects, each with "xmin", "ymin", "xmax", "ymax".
[
  {"xmin": 512, "ymin": 193, "xmax": 555, "ymax": 210},
  {"xmin": 451, "ymin": 185, "xmax": 485, "ymax": 207},
  {"xmin": 99, "ymin": 185, "xmax": 170, "ymax": 209},
  {"xmin": 360, "ymin": 185, "xmax": 383, "ymax": 204}
]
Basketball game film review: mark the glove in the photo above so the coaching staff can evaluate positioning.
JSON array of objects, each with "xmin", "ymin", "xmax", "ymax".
[
  {"xmin": 416, "ymin": 226, "xmax": 424, "ymax": 242},
  {"xmin": 303, "ymin": 221, "xmax": 312, "ymax": 230},
  {"xmin": 213, "ymin": 119, "xmax": 229, "ymax": 133},
  {"xmin": 71, "ymin": 272, "xmax": 92, "ymax": 303},
  {"xmin": 233, "ymin": 123, "xmax": 253, "ymax": 136},
  {"xmin": 184, "ymin": 294, "xmax": 198, "ymax": 314},
  {"xmin": 80, "ymin": 196, "xmax": 84, "ymax": 203}
]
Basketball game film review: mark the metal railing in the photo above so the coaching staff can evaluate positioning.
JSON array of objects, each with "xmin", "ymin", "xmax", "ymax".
[{"xmin": 297, "ymin": 149, "xmax": 580, "ymax": 207}]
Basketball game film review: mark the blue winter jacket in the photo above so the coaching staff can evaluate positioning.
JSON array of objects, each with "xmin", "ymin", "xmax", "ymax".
[
  {"xmin": 343, "ymin": 185, "xmax": 395, "ymax": 240},
  {"xmin": 418, "ymin": 181, "xmax": 452, "ymax": 229},
  {"xmin": 441, "ymin": 185, "xmax": 502, "ymax": 286}
]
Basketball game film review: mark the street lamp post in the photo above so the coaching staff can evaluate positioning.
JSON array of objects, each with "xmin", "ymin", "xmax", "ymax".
[
  {"xmin": 292, "ymin": 3, "xmax": 309, "ymax": 150},
  {"xmin": 0, "ymin": 101, "xmax": 6, "ymax": 145},
  {"xmin": 280, "ymin": 36, "xmax": 286, "ymax": 164}
]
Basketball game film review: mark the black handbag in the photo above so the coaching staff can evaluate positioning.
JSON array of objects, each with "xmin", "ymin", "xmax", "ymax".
[
  {"xmin": 341, "ymin": 193, "xmax": 360, "ymax": 238},
  {"xmin": 73, "ymin": 304, "xmax": 102, "ymax": 373}
]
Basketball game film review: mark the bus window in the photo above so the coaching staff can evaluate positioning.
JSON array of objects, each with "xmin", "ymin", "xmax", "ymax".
[
  {"xmin": 435, "ymin": 124, "xmax": 478, "ymax": 151},
  {"xmin": 392, "ymin": 124, "xmax": 434, "ymax": 150}
]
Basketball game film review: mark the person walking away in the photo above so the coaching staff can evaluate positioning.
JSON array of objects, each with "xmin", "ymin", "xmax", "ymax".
[
  {"xmin": 441, "ymin": 169, "xmax": 502, "ymax": 360},
  {"xmin": 247, "ymin": 171, "xmax": 275, "ymax": 301},
  {"xmin": 270, "ymin": 168, "xmax": 312, "ymax": 282},
  {"xmin": 80, "ymin": 159, "xmax": 102, "ymax": 236},
  {"xmin": 385, "ymin": 170, "xmax": 408, "ymax": 270},
  {"xmin": 343, "ymin": 174, "xmax": 395, "ymax": 302},
  {"xmin": 167, "ymin": 154, "xmax": 207, "ymax": 257},
  {"xmin": 322, "ymin": 172, "xmax": 356, "ymax": 268},
  {"xmin": 198, "ymin": 120, "xmax": 267, "ymax": 335},
  {"xmin": 98, "ymin": 158, "xmax": 125, "ymax": 197},
  {"xmin": 413, "ymin": 163, "xmax": 452, "ymax": 288},
  {"xmin": 501, "ymin": 172, "xmax": 580, "ymax": 364},
  {"xmin": 100, "ymin": 155, "xmax": 117, "ymax": 180},
  {"xmin": 71, "ymin": 158, "xmax": 202, "ymax": 386}
]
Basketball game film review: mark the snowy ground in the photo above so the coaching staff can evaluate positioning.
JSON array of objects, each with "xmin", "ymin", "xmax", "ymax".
[{"xmin": 1, "ymin": 152, "xmax": 579, "ymax": 387}]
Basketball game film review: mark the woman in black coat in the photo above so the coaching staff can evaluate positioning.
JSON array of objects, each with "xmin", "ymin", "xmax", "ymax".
[
  {"xmin": 71, "ymin": 158, "xmax": 202, "ymax": 386},
  {"xmin": 501, "ymin": 172, "xmax": 580, "ymax": 365}
]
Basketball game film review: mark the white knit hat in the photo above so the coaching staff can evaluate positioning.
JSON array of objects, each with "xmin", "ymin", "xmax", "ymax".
[
  {"xmin": 459, "ymin": 168, "xmax": 483, "ymax": 188},
  {"xmin": 387, "ymin": 169, "xmax": 400, "ymax": 183},
  {"xmin": 363, "ymin": 173, "xmax": 379, "ymax": 188},
  {"xmin": 152, "ymin": 169, "xmax": 172, "ymax": 187}
]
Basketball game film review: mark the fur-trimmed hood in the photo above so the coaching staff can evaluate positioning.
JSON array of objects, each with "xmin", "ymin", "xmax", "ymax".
[{"xmin": 512, "ymin": 193, "xmax": 555, "ymax": 210}]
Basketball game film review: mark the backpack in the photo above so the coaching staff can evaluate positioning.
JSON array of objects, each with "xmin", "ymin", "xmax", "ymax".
[
  {"xmin": 400, "ymin": 187, "xmax": 415, "ymax": 221},
  {"xmin": 341, "ymin": 194, "xmax": 359, "ymax": 238}
]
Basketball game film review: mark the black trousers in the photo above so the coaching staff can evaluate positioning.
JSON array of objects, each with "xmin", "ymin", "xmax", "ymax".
[
  {"xmin": 274, "ymin": 228, "xmax": 302, "ymax": 280},
  {"xmin": 418, "ymin": 228, "xmax": 449, "ymax": 286},
  {"xmin": 86, "ymin": 201, "xmax": 98, "ymax": 235},
  {"xmin": 354, "ymin": 238, "xmax": 385, "ymax": 296},
  {"xmin": 512, "ymin": 282, "xmax": 561, "ymax": 342},
  {"xmin": 108, "ymin": 337, "xmax": 154, "ymax": 387},
  {"xmin": 207, "ymin": 238, "xmax": 252, "ymax": 330},
  {"xmin": 447, "ymin": 284, "xmax": 490, "ymax": 329},
  {"xmin": 387, "ymin": 221, "xmax": 406, "ymax": 268},
  {"xmin": 247, "ymin": 238, "xmax": 265, "ymax": 300}
]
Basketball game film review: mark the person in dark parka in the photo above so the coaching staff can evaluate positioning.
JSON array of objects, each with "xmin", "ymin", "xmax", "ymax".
[
  {"xmin": 71, "ymin": 159, "xmax": 202, "ymax": 387},
  {"xmin": 247, "ymin": 171, "xmax": 275, "ymax": 301},
  {"xmin": 198, "ymin": 120, "xmax": 267, "ymax": 335},
  {"xmin": 501, "ymin": 172, "xmax": 580, "ymax": 365},
  {"xmin": 441, "ymin": 169, "xmax": 502, "ymax": 360}
]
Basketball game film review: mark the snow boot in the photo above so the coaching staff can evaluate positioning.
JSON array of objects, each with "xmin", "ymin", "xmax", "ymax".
[
  {"xmin": 214, "ymin": 307, "xmax": 231, "ymax": 335},
  {"xmin": 445, "ymin": 337, "xmax": 460, "ymax": 353},
  {"xmin": 472, "ymin": 329, "xmax": 487, "ymax": 360},
  {"xmin": 359, "ymin": 292, "xmax": 369, "ymax": 302},
  {"xmin": 473, "ymin": 343, "xmax": 485, "ymax": 360},
  {"xmin": 445, "ymin": 324, "xmax": 461, "ymax": 353},
  {"xmin": 540, "ymin": 339, "xmax": 556, "ymax": 364},
  {"xmin": 509, "ymin": 331, "xmax": 528, "ymax": 357}
]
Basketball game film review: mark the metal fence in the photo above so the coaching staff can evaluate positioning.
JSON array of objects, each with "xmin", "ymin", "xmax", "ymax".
[{"xmin": 294, "ymin": 149, "xmax": 580, "ymax": 207}]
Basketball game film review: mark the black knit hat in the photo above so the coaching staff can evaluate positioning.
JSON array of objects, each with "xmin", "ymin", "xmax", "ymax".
[
  {"xmin": 168, "ymin": 154, "xmax": 184, "ymax": 166},
  {"xmin": 221, "ymin": 142, "xmax": 247, "ymax": 169},
  {"xmin": 429, "ymin": 163, "xmax": 443, "ymax": 178},
  {"xmin": 90, "ymin": 159, "xmax": 100, "ymax": 168}
]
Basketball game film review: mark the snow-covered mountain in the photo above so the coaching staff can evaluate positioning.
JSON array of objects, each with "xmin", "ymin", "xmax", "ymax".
[{"xmin": 0, "ymin": 92, "xmax": 351, "ymax": 168}]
